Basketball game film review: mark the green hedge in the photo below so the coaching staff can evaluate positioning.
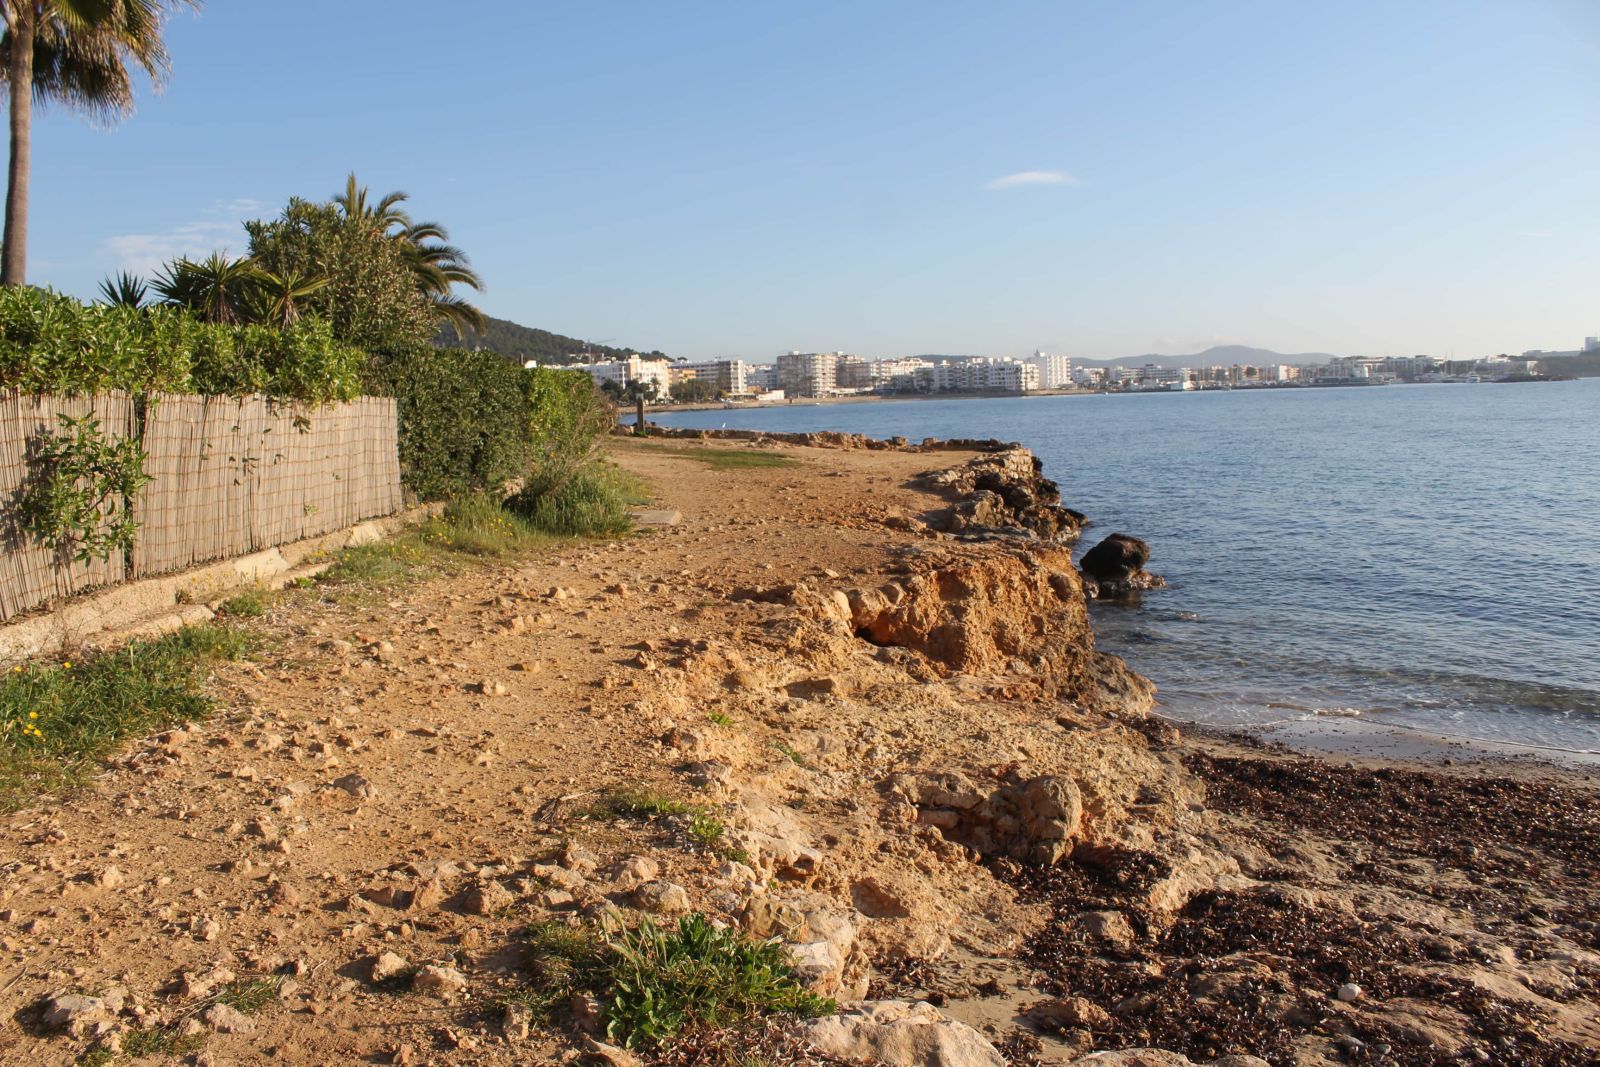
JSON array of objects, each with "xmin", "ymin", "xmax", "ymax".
[
  {"xmin": 0, "ymin": 287, "xmax": 362, "ymax": 404},
  {"xmin": 365, "ymin": 346, "xmax": 612, "ymax": 502}
]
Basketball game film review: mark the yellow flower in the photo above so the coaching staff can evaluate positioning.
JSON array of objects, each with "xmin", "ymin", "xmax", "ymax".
[
  {"xmin": 62, "ymin": 661, "xmax": 71, "ymax": 669},
  {"xmin": 28, "ymin": 711, "xmax": 37, "ymax": 719}
]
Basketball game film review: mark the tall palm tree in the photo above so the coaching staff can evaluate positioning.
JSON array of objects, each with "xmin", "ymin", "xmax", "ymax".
[
  {"xmin": 151, "ymin": 251, "xmax": 257, "ymax": 324},
  {"xmin": 333, "ymin": 173, "xmax": 485, "ymax": 338},
  {"xmin": 0, "ymin": 1, "xmax": 199, "ymax": 286}
]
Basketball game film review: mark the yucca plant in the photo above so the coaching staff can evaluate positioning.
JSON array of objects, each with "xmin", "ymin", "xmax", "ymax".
[{"xmin": 97, "ymin": 270, "xmax": 146, "ymax": 308}]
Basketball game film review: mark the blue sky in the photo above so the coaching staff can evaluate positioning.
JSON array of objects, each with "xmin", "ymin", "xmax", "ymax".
[{"xmin": 24, "ymin": 0, "xmax": 1600, "ymax": 360}]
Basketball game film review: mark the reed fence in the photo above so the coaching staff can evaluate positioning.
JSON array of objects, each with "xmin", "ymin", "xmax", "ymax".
[{"xmin": 0, "ymin": 392, "xmax": 401, "ymax": 622}]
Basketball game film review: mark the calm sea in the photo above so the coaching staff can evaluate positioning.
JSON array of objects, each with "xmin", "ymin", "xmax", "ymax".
[{"xmin": 654, "ymin": 380, "xmax": 1600, "ymax": 758}]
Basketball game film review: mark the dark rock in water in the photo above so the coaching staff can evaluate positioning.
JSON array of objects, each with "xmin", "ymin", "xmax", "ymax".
[
  {"xmin": 1081, "ymin": 533, "xmax": 1165, "ymax": 599},
  {"xmin": 1080, "ymin": 533, "xmax": 1150, "ymax": 582}
]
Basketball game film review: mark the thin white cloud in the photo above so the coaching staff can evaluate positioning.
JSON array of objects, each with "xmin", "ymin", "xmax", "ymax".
[
  {"xmin": 99, "ymin": 198, "xmax": 260, "ymax": 276},
  {"xmin": 1515, "ymin": 229, "xmax": 1553, "ymax": 239},
  {"xmin": 985, "ymin": 170, "xmax": 1077, "ymax": 190}
]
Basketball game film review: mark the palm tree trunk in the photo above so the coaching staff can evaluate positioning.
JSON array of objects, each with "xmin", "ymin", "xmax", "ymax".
[{"xmin": 2, "ymin": 3, "xmax": 34, "ymax": 287}]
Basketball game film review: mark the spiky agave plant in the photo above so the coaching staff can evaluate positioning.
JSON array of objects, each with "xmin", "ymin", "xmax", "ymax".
[
  {"xmin": 97, "ymin": 270, "xmax": 147, "ymax": 308},
  {"xmin": 151, "ymin": 251, "xmax": 258, "ymax": 324}
]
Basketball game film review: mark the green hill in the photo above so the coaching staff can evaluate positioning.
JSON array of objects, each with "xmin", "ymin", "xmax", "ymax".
[{"xmin": 433, "ymin": 315, "xmax": 665, "ymax": 365}]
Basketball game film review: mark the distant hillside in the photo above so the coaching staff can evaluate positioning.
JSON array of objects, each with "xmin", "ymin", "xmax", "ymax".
[
  {"xmin": 1074, "ymin": 345, "xmax": 1339, "ymax": 370},
  {"xmin": 433, "ymin": 315, "xmax": 664, "ymax": 365}
]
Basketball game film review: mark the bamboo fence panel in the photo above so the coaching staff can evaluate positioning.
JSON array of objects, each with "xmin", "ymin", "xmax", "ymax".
[
  {"xmin": 0, "ymin": 392, "xmax": 134, "ymax": 621},
  {"xmin": 0, "ymin": 393, "xmax": 400, "ymax": 614},
  {"xmin": 131, "ymin": 395, "xmax": 401, "ymax": 577}
]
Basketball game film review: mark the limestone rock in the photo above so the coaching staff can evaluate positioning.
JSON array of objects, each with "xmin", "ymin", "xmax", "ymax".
[
  {"xmin": 1067, "ymin": 1051, "xmax": 1196, "ymax": 1066},
  {"xmin": 202, "ymin": 1003, "xmax": 255, "ymax": 1034},
  {"xmin": 41, "ymin": 990, "xmax": 122, "ymax": 1036},
  {"xmin": 411, "ymin": 964, "xmax": 467, "ymax": 997},
  {"xmin": 464, "ymin": 879, "xmax": 514, "ymax": 916},
  {"xmin": 798, "ymin": 999, "xmax": 1005, "ymax": 1067},
  {"xmin": 632, "ymin": 880, "xmax": 691, "ymax": 915},
  {"xmin": 371, "ymin": 951, "xmax": 411, "ymax": 983},
  {"xmin": 1028, "ymin": 995, "xmax": 1112, "ymax": 1031}
]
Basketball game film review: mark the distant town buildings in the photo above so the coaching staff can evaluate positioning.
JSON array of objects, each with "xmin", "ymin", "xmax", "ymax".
[
  {"xmin": 562, "ymin": 338, "xmax": 1574, "ymax": 405},
  {"xmin": 566, "ymin": 353, "xmax": 672, "ymax": 396}
]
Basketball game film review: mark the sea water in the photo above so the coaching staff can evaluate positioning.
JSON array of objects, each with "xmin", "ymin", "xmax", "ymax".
[{"xmin": 654, "ymin": 379, "xmax": 1600, "ymax": 759}]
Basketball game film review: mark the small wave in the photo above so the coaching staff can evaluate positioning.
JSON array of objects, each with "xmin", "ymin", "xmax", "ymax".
[{"xmin": 1311, "ymin": 706, "xmax": 1364, "ymax": 718}]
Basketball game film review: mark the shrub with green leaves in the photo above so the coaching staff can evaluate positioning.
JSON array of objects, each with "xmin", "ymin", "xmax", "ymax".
[
  {"xmin": 366, "ymin": 346, "xmax": 620, "ymax": 509},
  {"xmin": 17, "ymin": 413, "xmax": 151, "ymax": 563},
  {"xmin": 0, "ymin": 286, "xmax": 361, "ymax": 403}
]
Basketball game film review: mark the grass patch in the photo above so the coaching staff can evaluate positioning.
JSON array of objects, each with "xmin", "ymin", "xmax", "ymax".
[
  {"xmin": 520, "ymin": 914, "xmax": 832, "ymax": 1051},
  {"xmin": 632, "ymin": 443, "xmax": 798, "ymax": 471},
  {"xmin": 315, "ymin": 463, "xmax": 644, "ymax": 599},
  {"xmin": 216, "ymin": 585, "xmax": 273, "ymax": 618},
  {"xmin": 217, "ymin": 976, "xmax": 280, "ymax": 1014},
  {"xmin": 706, "ymin": 710, "xmax": 734, "ymax": 727},
  {"xmin": 0, "ymin": 624, "xmax": 256, "ymax": 809},
  {"xmin": 111, "ymin": 1023, "xmax": 207, "ymax": 1060},
  {"xmin": 509, "ymin": 462, "xmax": 648, "ymax": 537}
]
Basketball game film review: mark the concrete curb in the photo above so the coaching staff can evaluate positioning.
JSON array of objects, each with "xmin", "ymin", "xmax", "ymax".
[{"xmin": 0, "ymin": 504, "xmax": 442, "ymax": 663}]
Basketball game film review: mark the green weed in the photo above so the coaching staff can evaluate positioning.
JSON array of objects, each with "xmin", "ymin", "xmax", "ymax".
[
  {"xmin": 517, "ymin": 915, "xmax": 832, "ymax": 1051},
  {"xmin": 217, "ymin": 585, "xmax": 272, "ymax": 618},
  {"xmin": 706, "ymin": 710, "xmax": 735, "ymax": 727},
  {"xmin": 605, "ymin": 914, "xmax": 833, "ymax": 1049},
  {"xmin": 771, "ymin": 741, "xmax": 808, "ymax": 768},
  {"xmin": 0, "ymin": 624, "xmax": 256, "ymax": 808}
]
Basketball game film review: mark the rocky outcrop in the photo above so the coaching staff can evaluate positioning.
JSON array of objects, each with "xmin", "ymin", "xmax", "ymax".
[
  {"xmin": 1079, "ymin": 533, "xmax": 1166, "ymax": 599},
  {"xmin": 919, "ymin": 448, "xmax": 1087, "ymax": 542},
  {"xmin": 628, "ymin": 424, "xmax": 1020, "ymax": 455},
  {"xmin": 898, "ymin": 771, "xmax": 1085, "ymax": 864},
  {"xmin": 843, "ymin": 544, "xmax": 1153, "ymax": 715}
]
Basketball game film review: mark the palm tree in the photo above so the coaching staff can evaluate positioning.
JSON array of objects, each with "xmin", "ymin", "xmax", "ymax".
[
  {"xmin": 97, "ymin": 268, "xmax": 145, "ymax": 307},
  {"xmin": 0, "ymin": 1, "xmax": 199, "ymax": 287},
  {"xmin": 333, "ymin": 173, "xmax": 485, "ymax": 337},
  {"xmin": 151, "ymin": 251, "xmax": 257, "ymax": 324},
  {"xmin": 242, "ymin": 264, "xmax": 326, "ymax": 328}
]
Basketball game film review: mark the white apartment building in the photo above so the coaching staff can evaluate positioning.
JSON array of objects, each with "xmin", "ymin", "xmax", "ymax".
[
  {"xmin": 569, "ymin": 354, "xmax": 672, "ymax": 396},
  {"xmin": 914, "ymin": 357, "xmax": 1039, "ymax": 393},
  {"xmin": 775, "ymin": 351, "xmax": 841, "ymax": 397},
  {"xmin": 675, "ymin": 359, "xmax": 751, "ymax": 396},
  {"xmin": 1027, "ymin": 351, "xmax": 1074, "ymax": 389}
]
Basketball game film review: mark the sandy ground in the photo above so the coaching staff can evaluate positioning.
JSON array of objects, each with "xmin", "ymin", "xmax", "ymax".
[{"xmin": 0, "ymin": 436, "xmax": 1594, "ymax": 1067}]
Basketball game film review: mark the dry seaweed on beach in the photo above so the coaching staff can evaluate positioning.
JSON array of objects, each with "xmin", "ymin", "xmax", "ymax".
[{"xmin": 1003, "ymin": 750, "xmax": 1600, "ymax": 1067}]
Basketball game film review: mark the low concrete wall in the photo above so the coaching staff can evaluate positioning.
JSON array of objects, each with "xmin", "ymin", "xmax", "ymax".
[{"xmin": 0, "ymin": 504, "xmax": 439, "ymax": 664}]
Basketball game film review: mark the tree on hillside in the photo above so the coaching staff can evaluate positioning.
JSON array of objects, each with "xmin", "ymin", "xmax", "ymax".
[{"xmin": 0, "ymin": 0, "xmax": 199, "ymax": 286}]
